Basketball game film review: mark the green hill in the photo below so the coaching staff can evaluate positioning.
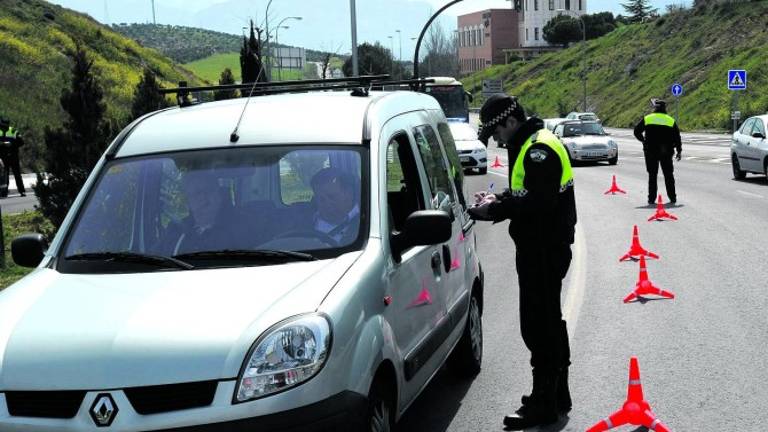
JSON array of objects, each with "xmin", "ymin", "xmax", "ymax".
[
  {"xmin": 183, "ymin": 52, "xmax": 308, "ymax": 83},
  {"xmin": 0, "ymin": 0, "xmax": 203, "ymax": 170},
  {"xmin": 463, "ymin": 2, "xmax": 768, "ymax": 131}
]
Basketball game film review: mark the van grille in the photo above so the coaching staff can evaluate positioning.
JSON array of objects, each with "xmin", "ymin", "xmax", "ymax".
[
  {"xmin": 124, "ymin": 380, "xmax": 218, "ymax": 415},
  {"xmin": 5, "ymin": 390, "xmax": 86, "ymax": 418}
]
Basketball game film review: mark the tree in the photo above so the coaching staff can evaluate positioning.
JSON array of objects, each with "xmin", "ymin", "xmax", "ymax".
[
  {"xmin": 342, "ymin": 42, "xmax": 392, "ymax": 77},
  {"xmin": 34, "ymin": 46, "xmax": 114, "ymax": 228},
  {"xmin": 582, "ymin": 12, "xmax": 617, "ymax": 39},
  {"xmin": 621, "ymin": 0, "xmax": 658, "ymax": 23},
  {"xmin": 543, "ymin": 15, "xmax": 582, "ymax": 47},
  {"xmin": 131, "ymin": 68, "xmax": 168, "ymax": 120},
  {"xmin": 214, "ymin": 68, "xmax": 240, "ymax": 100},
  {"xmin": 418, "ymin": 19, "xmax": 457, "ymax": 78},
  {"xmin": 240, "ymin": 20, "xmax": 267, "ymax": 84}
]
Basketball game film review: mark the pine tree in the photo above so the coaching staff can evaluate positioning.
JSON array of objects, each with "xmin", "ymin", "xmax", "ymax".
[
  {"xmin": 214, "ymin": 68, "xmax": 240, "ymax": 100},
  {"xmin": 33, "ymin": 46, "xmax": 113, "ymax": 228},
  {"xmin": 239, "ymin": 20, "xmax": 267, "ymax": 84},
  {"xmin": 131, "ymin": 68, "xmax": 168, "ymax": 120},
  {"xmin": 621, "ymin": 0, "xmax": 657, "ymax": 23}
]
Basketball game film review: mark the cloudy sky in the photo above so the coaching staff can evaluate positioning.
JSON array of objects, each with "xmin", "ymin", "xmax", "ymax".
[{"xmin": 49, "ymin": 0, "xmax": 692, "ymax": 56}]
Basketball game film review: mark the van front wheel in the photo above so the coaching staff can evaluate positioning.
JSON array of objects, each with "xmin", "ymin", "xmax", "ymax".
[
  {"xmin": 366, "ymin": 380, "xmax": 395, "ymax": 432},
  {"xmin": 448, "ymin": 292, "xmax": 482, "ymax": 378}
]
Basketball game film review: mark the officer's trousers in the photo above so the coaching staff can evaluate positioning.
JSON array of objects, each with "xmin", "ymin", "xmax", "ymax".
[
  {"xmin": 644, "ymin": 152, "xmax": 675, "ymax": 203},
  {"xmin": 2, "ymin": 152, "xmax": 25, "ymax": 195},
  {"xmin": 515, "ymin": 243, "xmax": 572, "ymax": 372}
]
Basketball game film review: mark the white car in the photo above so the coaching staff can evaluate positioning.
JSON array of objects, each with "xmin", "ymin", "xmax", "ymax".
[
  {"xmin": 544, "ymin": 118, "xmax": 568, "ymax": 132},
  {"xmin": 449, "ymin": 121, "xmax": 488, "ymax": 174},
  {"xmin": 731, "ymin": 114, "xmax": 768, "ymax": 179},
  {"xmin": 1, "ymin": 86, "xmax": 484, "ymax": 431},
  {"xmin": 554, "ymin": 120, "xmax": 618, "ymax": 165},
  {"xmin": 566, "ymin": 111, "xmax": 601, "ymax": 123}
]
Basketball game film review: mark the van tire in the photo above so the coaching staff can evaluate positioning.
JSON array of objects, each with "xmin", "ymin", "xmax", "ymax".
[
  {"xmin": 448, "ymin": 292, "xmax": 482, "ymax": 378},
  {"xmin": 366, "ymin": 379, "xmax": 396, "ymax": 432}
]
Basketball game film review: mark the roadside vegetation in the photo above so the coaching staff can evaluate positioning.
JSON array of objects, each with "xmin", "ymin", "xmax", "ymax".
[{"xmin": 463, "ymin": 2, "xmax": 768, "ymax": 131}]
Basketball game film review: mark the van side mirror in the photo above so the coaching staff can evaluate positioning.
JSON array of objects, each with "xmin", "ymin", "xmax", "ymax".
[
  {"xmin": 391, "ymin": 210, "xmax": 452, "ymax": 262},
  {"xmin": 752, "ymin": 132, "xmax": 765, "ymax": 139},
  {"xmin": 12, "ymin": 233, "xmax": 48, "ymax": 268}
]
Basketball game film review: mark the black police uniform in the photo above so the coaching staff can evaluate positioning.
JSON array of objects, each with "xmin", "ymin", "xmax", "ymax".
[
  {"xmin": 475, "ymin": 111, "xmax": 577, "ymax": 428},
  {"xmin": 634, "ymin": 110, "xmax": 682, "ymax": 204},
  {"xmin": 0, "ymin": 125, "xmax": 26, "ymax": 196}
]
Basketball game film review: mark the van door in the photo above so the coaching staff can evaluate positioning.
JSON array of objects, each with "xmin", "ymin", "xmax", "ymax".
[
  {"xmin": 412, "ymin": 121, "xmax": 472, "ymax": 349},
  {"xmin": 380, "ymin": 118, "xmax": 449, "ymax": 408}
]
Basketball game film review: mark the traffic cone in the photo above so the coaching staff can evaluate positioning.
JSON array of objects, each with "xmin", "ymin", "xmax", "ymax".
[
  {"xmin": 604, "ymin": 175, "xmax": 627, "ymax": 195},
  {"xmin": 648, "ymin": 195, "xmax": 678, "ymax": 222},
  {"xmin": 586, "ymin": 357, "xmax": 671, "ymax": 432},
  {"xmin": 623, "ymin": 256, "xmax": 675, "ymax": 303},
  {"xmin": 619, "ymin": 225, "xmax": 659, "ymax": 262},
  {"xmin": 490, "ymin": 155, "xmax": 504, "ymax": 168}
]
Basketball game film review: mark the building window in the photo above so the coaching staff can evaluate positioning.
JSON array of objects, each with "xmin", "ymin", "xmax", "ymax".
[
  {"xmin": 565, "ymin": 0, "xmax": 570, "ymax": 10},
  {"xmin": 549, "ymin": 0, "xmax": 554, "ymax": 10},
  {"xmin": 535, "ymin": 27, "xmax": 539, "ymax": 40},
  {"xmin": 534, "ymin": 0, "xmax": 539, "ymax": 11},
  {"xmin": 526, "ymin": 28, "xmax": 529, "ymax": 41},
  {"xmin": 579, "ymin": 0, "xmax": 582, "ymax": 10}
]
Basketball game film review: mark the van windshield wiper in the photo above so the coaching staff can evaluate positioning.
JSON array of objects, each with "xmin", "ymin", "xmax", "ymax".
[
  {"xmin": 174, "ymin": 249, "xmax": 318, "ymax": 263},
  {"xmin": 65, "ymin": 252, "xmax": 195, "ymax": 270}
]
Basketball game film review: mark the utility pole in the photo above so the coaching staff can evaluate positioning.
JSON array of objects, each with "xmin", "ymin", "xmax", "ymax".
[
  {"xmin": 103, "ymin": 0, "xmax": 110, "ymax": 24},
  {"xmin": 350, "ymin": 0, "xmax": 359, "ymax": 76},
  {"xmin": 396, "ymin": 29, "xmax": 402, "ymax": 79},
  {"xmin": 151, "ymin": 0, "xmax": 156, "ymax": 24}
]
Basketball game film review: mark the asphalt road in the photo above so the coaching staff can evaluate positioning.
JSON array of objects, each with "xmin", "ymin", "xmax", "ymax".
[
  {"xmin": 0, "ymin": 193, "xmax": 38, "ymax": 215},
  {"xmin": 397, "ymin": 126, "xmax": 768, "ymax": 430}
]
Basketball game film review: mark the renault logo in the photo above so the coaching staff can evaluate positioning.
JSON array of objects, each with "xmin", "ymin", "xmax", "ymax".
[{"xmin": 89, "ymin": 393, "xmax": 118, "ymax": 427}]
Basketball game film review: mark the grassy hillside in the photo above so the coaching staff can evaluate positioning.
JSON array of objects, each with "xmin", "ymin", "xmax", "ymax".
[
  {"xmin": 112, "ymin": 23, "xmax": 346, "ymax": 64},
  {"xmin": 184, "ymin": 51, "xmax": 317, "ymax": 83},
  {"xmin": 463, "ymin": 2, "xmax": 768, "ymax": 131},
  {"xmin": 0, "ymin": 0, "xmax": 203, "ymax": 170}
]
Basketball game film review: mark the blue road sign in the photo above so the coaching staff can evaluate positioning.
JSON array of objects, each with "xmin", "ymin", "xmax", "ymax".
[
  {"xmin": 671, "ymin": 83, "xmax": 683, "ymax": 97},
  {"xmin": 728, "ymin": 70, "xmax": 747, "ymax": 90}
]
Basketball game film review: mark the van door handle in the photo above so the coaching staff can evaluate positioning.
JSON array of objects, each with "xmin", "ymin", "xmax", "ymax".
[{"xmin": 431, "ymin": 251, "xmax": 442, "ymax": 272}]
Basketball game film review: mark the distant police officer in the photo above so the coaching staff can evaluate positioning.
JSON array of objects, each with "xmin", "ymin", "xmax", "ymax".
[
  {"xmin": 0, "ymin": 117, "xmax": 26, "ymax": 197},
  {"xmin": 634, "ymin": 99, "xmax": 681, "ymax": 205},
  {"xmin": 470, "ymin": 95, "xmax": 577, "ymax": 429}
]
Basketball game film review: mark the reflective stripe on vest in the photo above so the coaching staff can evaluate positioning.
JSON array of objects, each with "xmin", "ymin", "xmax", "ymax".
[
  {"xmin": 510, "ymin": 129, "xmax": 574, "ymax": 194},
  {"xmin": 1, "ymin": 127, "xmax": 17, "ymax": 139},
  {"xmin": 644, "ymin": 113, "xmax": 675, "ymax": 128}
]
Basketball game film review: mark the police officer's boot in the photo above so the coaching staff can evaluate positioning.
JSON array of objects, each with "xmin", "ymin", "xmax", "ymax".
[
  {"xmin": 519, "ymin": 367, "xmax": 571, "ymax": 414},
  {"xmin": 504, "ymin": 370, "xmax": 559, "ymax": 430}
]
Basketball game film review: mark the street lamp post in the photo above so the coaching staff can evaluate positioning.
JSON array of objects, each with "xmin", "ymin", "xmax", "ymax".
[
  {"xmin": 274, "ymin": 25, "xmax": 289, "ymax": 81},
  {"xmin": 387, "ymin": 35, "xmax": 394, "ymax": 78},
  {"xmin": 265, "ymin": 0, "xmax": 274, "ymax": 80},
  {"xmin": 396, "ymin": 29, "xmax": 402, "ymax": 79},
  {"xmin": 350, "ymin": 0, "xmax": 359, "ymax": 76},
  {"xmin": 272, "ymin": 16, "xmax": 302, "ymax": 81}
]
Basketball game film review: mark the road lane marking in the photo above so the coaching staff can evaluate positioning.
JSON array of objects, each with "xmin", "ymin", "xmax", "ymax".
[
  {"xmin": 737, "ymin": 190, "xmax": 764, "ymax": 199},
  {"xmin": 563, "ymin": 223, "xmax": 587, "ymax": 343}
]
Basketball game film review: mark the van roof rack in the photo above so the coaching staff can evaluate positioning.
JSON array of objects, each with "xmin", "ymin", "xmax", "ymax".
[{"xmin": 161, "ymin": 76, "xmax": 436, "ymax": 106}]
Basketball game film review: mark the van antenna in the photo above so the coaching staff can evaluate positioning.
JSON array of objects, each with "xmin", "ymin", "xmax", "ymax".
[{"xmin": 229, "ymin": 59, "xmax": 268, "ymax": 143}]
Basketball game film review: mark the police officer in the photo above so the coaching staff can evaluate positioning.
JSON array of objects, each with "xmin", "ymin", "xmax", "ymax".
[
  {"xmin": 470, "ymin": 95, "xmax": 577, "ymax": 429},
  {"xmin": 634, "ymin": 99, "xmax": 681, "ymax": 205},
  {"xmin": 0, "ymin": 117, "xmax": 26, "ymax": 197}
]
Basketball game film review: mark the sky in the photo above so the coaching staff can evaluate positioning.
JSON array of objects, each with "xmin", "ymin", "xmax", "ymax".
[{"xmin": 48, "ymin": 0, "xmax": 692, "ymax": 58}]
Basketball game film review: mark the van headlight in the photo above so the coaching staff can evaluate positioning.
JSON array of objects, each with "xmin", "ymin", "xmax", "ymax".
[{"xmin": 235, "ymin": 314, "xmax": 331, "ymax": 402}]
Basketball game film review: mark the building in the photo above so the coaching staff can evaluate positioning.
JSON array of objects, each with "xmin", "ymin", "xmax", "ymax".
[
  {"xmin": 510, "ymin": 0, "xmax": 587, "ymax": 60},
  {"xmin": 457, "ymin": 9, "xmax": 520, "ymax": 76}
]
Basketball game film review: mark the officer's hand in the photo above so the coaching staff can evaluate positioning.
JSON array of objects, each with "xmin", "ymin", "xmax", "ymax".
[{"xmin": 675, "ymin": 152, "xmax": 682, "ymax": 162}]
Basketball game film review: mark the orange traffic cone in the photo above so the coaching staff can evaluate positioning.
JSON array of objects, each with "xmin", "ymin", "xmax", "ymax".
[
  {"xmin": 648, "ymin": 195, "xmax": 678, "ymax": 222},
  {"xmin": 490, "ymin": 155, "xmax": 504, "ymax": 168},
  {"xmin": 586, "ymin": 357, "xmax": 671, "ymax": 432},
  {"xmin": 623, "ymin": 256, "xmax": 675, "ymax": 303},
  {"xmin": 619, "ymin": 225, "xmax": 659, "ymax": 262},
  {"xmin": 409, "ymin": 280, "xmax": 433, "ymax": 307},
  {"xmin": 604, "ymin": 175, "xmax": 627, "ymax": 195}
]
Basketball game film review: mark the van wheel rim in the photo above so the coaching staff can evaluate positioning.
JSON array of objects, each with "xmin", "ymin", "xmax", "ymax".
[
  {"xmin": 371, "ymin": 400, "xmax": 391, "ymax": 432},
  {"xmin": 469, "ymin": 298, "xmax": 482, "ymax": 361}
]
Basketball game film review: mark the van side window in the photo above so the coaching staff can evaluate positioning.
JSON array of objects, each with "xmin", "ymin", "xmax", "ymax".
[
  {"xmin": 413, "ymin": 125, "xmax": 458, "ymax": 212},
  {"xmin": 436, "ymin": 122, "xmax": 468, "ymax": 210},
  {"xmin": 387, "ymin": 133, "xmax": 425, "ymax": 232}
]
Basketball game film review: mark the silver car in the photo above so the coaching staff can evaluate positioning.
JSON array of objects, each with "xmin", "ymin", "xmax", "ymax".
[
  {"xmin": 0, "ymin": 90, "xmax": 484, "ymax": 431},
  {"xmin": 449, "ymin": 121, "xmax": 487, "ymax": 175},
  {"xmin": 554, "ymin": 120, "xmax": 619, "ymax": 165},
  {"xmin": 731, "ymin": 114, "xmax": 768, "ymax": 179}
]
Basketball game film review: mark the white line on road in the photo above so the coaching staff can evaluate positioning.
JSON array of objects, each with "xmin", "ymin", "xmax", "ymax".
[
  {"xmin": 563, "ymin": 223, "xmax": 587, "ymax": 343},
  {"xmin": 737, "ymin": 190, "xmax": 764, "ymax": 199}
]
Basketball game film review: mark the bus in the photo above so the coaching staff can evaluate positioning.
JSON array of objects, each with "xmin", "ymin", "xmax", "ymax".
[{"xmin": 423, "ymin": 77, "xmax": 473, "ymax": 123}]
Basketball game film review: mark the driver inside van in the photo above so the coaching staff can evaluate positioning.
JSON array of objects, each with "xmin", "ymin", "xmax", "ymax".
[
  {"xmin": 308, "ymin": 167, "xmax": 360, "ymax": 245},
  {"xmin": 157, "ymin": 169, "xmax": 238, "ymax": 255}
]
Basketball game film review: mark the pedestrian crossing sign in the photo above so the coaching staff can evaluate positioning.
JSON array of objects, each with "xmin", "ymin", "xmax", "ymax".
[{"xmin": 728, "ymin": 70, "xmax": 747, "ymax": 90}]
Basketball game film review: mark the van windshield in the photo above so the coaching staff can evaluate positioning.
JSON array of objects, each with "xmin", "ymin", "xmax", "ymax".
[{"xmin": 60, "ymin": 146, "xmax": 366, "ymax": 273}]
